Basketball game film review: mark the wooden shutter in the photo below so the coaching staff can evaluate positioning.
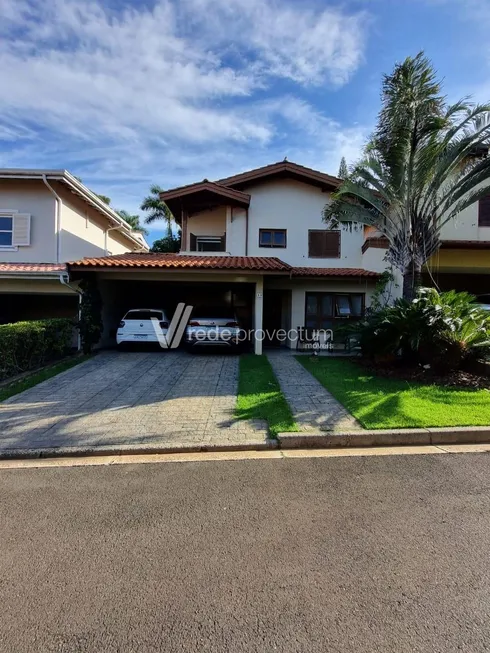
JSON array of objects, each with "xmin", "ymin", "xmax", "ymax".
[
  {"xmin": 308, "ymin": 230, "xmax": 340, "ymax": 258},
  {"xmin": 12, "ymin": 213, "xmax": 31, "ymax": 246},
  {"xmin": 479, "ymin": 197, "xmax": 490, "ymax": 226},
  {"xmin": 189, "ymin": 232, "xmax": 197, "ymax": 251}
]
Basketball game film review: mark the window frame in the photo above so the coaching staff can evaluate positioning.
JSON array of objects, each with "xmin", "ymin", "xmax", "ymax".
[
  {"xmin": 195, "ymin": 235, "xmax": 224, "ymax": 252},
  {"xmin": 258, "ymin": 228, "xmax": 287, "ymax": 249},
  {"xmin": 304, "ymin": 292, "xmax": 365, "ymax": 330},
  {"xmin": 0, "ymin": 213, "xmax": 14, "ymax": 249},
  {"xmin": 308, "ymin": 229, "xmax": 341, "ymax": 258},
  {"xmin": 478, "ymin": 196, "xmax": 490, "ymax": 227}
]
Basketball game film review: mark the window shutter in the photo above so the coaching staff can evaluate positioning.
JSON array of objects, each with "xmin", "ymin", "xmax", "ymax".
[
  {"xmin": 220, "ymin": 233, "xmax": 226, "ymax": 251},
  {"xmin": 12, "ymin": 213, "xmax": 31, "ymax": 246},
  {"xmin": 189, "ymin": 233, "xmax": 197, "ymax": 251},
  {"xmin": 308, "ymin": 230, "xmax": 340, "ymax": 258},
  {"xmin": 479, "ymin": 197, "xmax": 490, "ymax": 226}
]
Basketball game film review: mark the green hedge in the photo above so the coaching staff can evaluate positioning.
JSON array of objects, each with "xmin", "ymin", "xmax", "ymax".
[{"xmin": 0, "ymin": 318, "xmax": 74, "ymax": 381}]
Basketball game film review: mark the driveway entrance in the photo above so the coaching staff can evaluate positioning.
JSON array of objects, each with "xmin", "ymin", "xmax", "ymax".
[{"xmin": 0, "ymin": 352, "xmax": 268, "ymax": 454}]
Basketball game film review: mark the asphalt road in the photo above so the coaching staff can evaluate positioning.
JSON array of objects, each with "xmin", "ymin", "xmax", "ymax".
[{"xmin": 1, "ymin": 453, "xmax": 490, "ymax": 652}]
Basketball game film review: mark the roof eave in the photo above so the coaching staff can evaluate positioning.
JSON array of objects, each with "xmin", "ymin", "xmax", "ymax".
[{"xmin": 0, "ymin": 169, "xmax": 149, "ymax": 252}]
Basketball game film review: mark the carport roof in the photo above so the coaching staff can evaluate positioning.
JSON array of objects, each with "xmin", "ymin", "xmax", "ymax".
[
  {"xmin": 292, "ymin": 267, "xmax": 380, "ymax": 278},
  {"xmin": 0, "ymin": 262, "xmax": 66, "ymax": 276},
  {"xmin": 67, "ymin": 253, "xmax": 292, "ymax": 272}
]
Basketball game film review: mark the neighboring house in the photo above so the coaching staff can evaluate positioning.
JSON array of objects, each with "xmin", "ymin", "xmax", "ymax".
[
  {"xmin": 0, "ymin": 169, "xmax": 148, "ymax": 324},
  {"xmin": 63, "ymin": 160, "xmax": 490, "ymax": 354}
]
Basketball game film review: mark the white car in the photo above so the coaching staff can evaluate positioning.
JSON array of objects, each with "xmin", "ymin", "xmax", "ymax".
[{"xmin": 116, "ymin": 308, "xmax": 169, "ymax": 347}]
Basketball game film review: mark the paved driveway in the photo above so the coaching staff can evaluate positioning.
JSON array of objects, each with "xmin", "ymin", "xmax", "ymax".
[{"xmin": 0, "ymin": 352, "xmax": 267, "ymax": 453}]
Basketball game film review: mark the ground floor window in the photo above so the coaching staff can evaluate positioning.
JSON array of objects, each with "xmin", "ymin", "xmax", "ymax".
[{"xmin": 305, "ymin": 292, "xmax": 364, "ymax": 330}]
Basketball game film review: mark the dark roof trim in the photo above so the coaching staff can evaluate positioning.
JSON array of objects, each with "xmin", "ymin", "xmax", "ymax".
[
  {"xmin": 160, "ymin": 181, "xmax": 250, "ymax": 206},
  {"xmin": 217, "ymin": 161, "xmax": 341, "ymax": 190},
  {"xmin": 362, "ymin": 237, "xmax": 490, "ymax": 254}
]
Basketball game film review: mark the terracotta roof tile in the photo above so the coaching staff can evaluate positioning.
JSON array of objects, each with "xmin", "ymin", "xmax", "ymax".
[
  {"xmin": 292, "ymin": 267, "xmax": 380, "ymax": 278},
  {"xmin": 0, "ymin": 262, "xmax": 66, "ymax": 273},
  {"xmin": 67, "ymin": 253, "xmax": 292, "ymax": 272}
]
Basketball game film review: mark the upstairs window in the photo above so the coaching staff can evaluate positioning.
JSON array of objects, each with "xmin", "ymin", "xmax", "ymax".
[
  {"xmin": 479, "ymin": 196, "xmax": 490, "ymax": 226},
  {"xmin": 259, "ymin": 229, "xmax": 287, "ymax": 248},
  {"xmin": 308, "ymin": 230, "xmax": 340, "ymax": 258},
  {"xmin": 0, "ymin": 216, "xmax": 13, "ymax": 247},
  {"xmin": 189, "ymin": 234, "xmax": 226, "ymax": 252},
  {"xmin": 0, "ymin": 212, "xmax": 31, "ymax": 248}
]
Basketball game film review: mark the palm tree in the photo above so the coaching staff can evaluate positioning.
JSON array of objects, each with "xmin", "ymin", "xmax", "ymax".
[
  {"xmin": 324, "ymin": 52, "xmax": 490, "ymax": 300},
  {"xmin": 116, "ymin": 210, "xmax": 149, "ymax": 236},
  {"xmin": 140, "ymin": 184, "xmax": 174, "ymax": 235}
]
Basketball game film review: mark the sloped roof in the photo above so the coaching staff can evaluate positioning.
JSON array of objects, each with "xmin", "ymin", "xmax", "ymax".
[
  {"xmin": 217, "ymin": 160, "xmax": 341, "ymax": 190},
  {"xmin": 0, "ymin": 262, "xmax": 66, "ymax": 275},
  {"xmin": 159, "ymin": 161, "xmax": 341, "ymax": 216},
  {"xmin": 67, "ymin": 253, "xmax": 292, "ymax": 272},
  {"xmin": 292, "ymin": 267, "xmax": 379, "ymax": 278}
]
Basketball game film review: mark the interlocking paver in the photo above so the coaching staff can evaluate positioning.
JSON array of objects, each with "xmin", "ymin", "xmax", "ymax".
[
  {"xmin": 266, "ymin": 351, "xmax": 361, "ymax": 431},
  {"xmin": 0, "ymin": 351, "xmax": 268, "ymax": 452}
]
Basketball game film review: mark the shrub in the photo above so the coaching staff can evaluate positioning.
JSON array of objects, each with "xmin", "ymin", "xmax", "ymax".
[
  {"xmin": 0, "ymin": 318, "xmax": 74, "ymax": 381},
  {"xmin": 356, "ymin": 288, "xmax": 490, "ymax": 372}
]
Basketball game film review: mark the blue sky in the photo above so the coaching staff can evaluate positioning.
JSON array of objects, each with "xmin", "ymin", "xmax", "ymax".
[{"xmin": 1, "ymin": 0, "xmax": 490, "ymax": 244}]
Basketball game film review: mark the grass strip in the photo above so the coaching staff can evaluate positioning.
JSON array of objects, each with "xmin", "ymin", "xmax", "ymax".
[
  {"xmin": 297, "ymin": 356, "xmax": 490, "ymax": 429},
  {"xmin": 236, "ymin": 354, "xmax": 298, "ymax": 437},
  {"xmin": 0, "ymin": 355, "xmax": 91, "ymax": 403}
]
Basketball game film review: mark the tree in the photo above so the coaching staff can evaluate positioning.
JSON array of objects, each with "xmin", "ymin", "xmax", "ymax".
[
  {"xmin": 338, "ymin": 156, "xmax": 348, "ymax": 179},
  {"xmin": 96, "ymin": 194, "xmax": 111, "ymax": 205},
  {"xmin": 324, "ymin": 52, "xmax": 490, "ymax": 300},
  {"xmin": 151, "ymin": 232, "xmax": 181, "ymax": 253},
  {"xmin": 116, "ymin": 210, "xmax": 149, "ymax": 236},
  {"xmin": 140, "ymin": 184, "xmax": 174, "ymax": 231}
]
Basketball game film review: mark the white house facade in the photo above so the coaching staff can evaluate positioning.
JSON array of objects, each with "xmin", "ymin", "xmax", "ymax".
[{"xmin": 0, "ymin": 169, "xmax": 148, "ymax": 324}]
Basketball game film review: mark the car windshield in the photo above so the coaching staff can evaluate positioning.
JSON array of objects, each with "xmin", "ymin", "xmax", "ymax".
[
  {"xmin": 124, "ymin": 310, "xmax": 163, "ymax": 320},
  {"xmin": 192, "ymin": 307, "xmax": 235, "ymax": 319}
]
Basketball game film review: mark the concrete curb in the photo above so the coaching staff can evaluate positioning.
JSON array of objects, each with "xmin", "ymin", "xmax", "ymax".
[
  {"xmin": 0, "ymin": 439, "xmax": 279, "ymax": 460},
  {"xmin": 277, "ymin": 426, "xmax": 490, "ymax": 449},
  {"xmin": 2, "ymin": 428, "xmax": 490, "ymax": 461}
]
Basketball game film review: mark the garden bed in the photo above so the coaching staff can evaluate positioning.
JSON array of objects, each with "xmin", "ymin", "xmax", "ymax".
[
  {"xmin": 297, "ymin": 356, "xmax": 490, "ymax": 430},
  {"xmin": 358, "ymin": 360, "xmax": 490, "ymax": 390}
]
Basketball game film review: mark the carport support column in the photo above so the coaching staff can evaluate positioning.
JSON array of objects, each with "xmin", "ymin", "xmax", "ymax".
[{"xmin": 254, "ymin": 277, "xmax": 264, "ymax": 355}]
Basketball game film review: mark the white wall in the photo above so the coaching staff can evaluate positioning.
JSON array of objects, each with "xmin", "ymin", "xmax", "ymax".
[
  {"xmin": 57, "ymin": 184, "xmax": 132, "ymax": 261},
  {"xmin": 186, "ymin": 207, "xmax": 227, "ymax": 249},
  {"xmin": 239, "ymin": 179, "xmax": 365, "ymax": 267},
  {"xmin": 227, "ymin": 207, "xmax": 247, "ymax": 255},
  {"xmin": 440, "ymin": 198, "xmax": 490, "ymax": 242},
  {"xmin": 0, "ymin": 180, "xmax": 56, "ymax": 262}
]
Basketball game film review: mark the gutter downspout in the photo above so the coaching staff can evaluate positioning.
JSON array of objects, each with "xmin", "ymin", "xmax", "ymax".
[
  {"xmin": 105, "ymin": 224, "xmax": 123, "ymax": 255},
  {"xmin": 245, "ymin": 207, "xmax": 249, "ymax": 256},
  {"xmin": 59, "ymin": 273, "xmax": 83, "ymax": 352},
  {"xmin": 43, "ymin": 175, "xmax": 62, "ymax": 263}
]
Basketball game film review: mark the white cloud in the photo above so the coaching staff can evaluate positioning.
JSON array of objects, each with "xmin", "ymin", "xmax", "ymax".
[
  {"xmin": 0, "ymin": 0, "xmax": 371, "ymax": 224},
  {"xmin": 183, "ymin": 0, "xmax": 368, "ymax": 86}
]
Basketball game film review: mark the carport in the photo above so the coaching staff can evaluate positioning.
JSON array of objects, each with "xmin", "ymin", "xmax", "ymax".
[
  {"xmin": 0, "ymin": 264, "xmax": 78, "ymax": 325},
  {"xmin": 67, "ymin": 253, "xmax": 292, "ymax": 354}
]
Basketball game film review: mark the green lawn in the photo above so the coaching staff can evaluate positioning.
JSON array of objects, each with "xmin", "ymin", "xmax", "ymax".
[
  {"xmin": 297, "ymin": 356, "xmax": 490, "ymax": 429},
  {"xmin": 0, "ymin": 355, "xmax": 91, "ymax": 403},
  {"xmin": 236, "ymin": 355, "xmax": 298, "ymax": 437}
]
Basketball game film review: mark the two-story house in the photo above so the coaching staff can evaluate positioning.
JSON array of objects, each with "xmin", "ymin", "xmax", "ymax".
[
  {"xmin": 0, "ymin": 169, "xmax": 148, "ymax": 324},
  {"xmin": 65, "ymin": 160, "xmax": 490, "ymax": 354}
]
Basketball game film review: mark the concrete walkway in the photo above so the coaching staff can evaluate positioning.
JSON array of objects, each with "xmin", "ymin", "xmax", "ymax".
[
  {"xmin": 0, "ymin": 352, "xmax": 268, "ymax": 453},
  {"xmin": 266, "ymin": 351, "xmax": 361, "ymax": 432}
]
